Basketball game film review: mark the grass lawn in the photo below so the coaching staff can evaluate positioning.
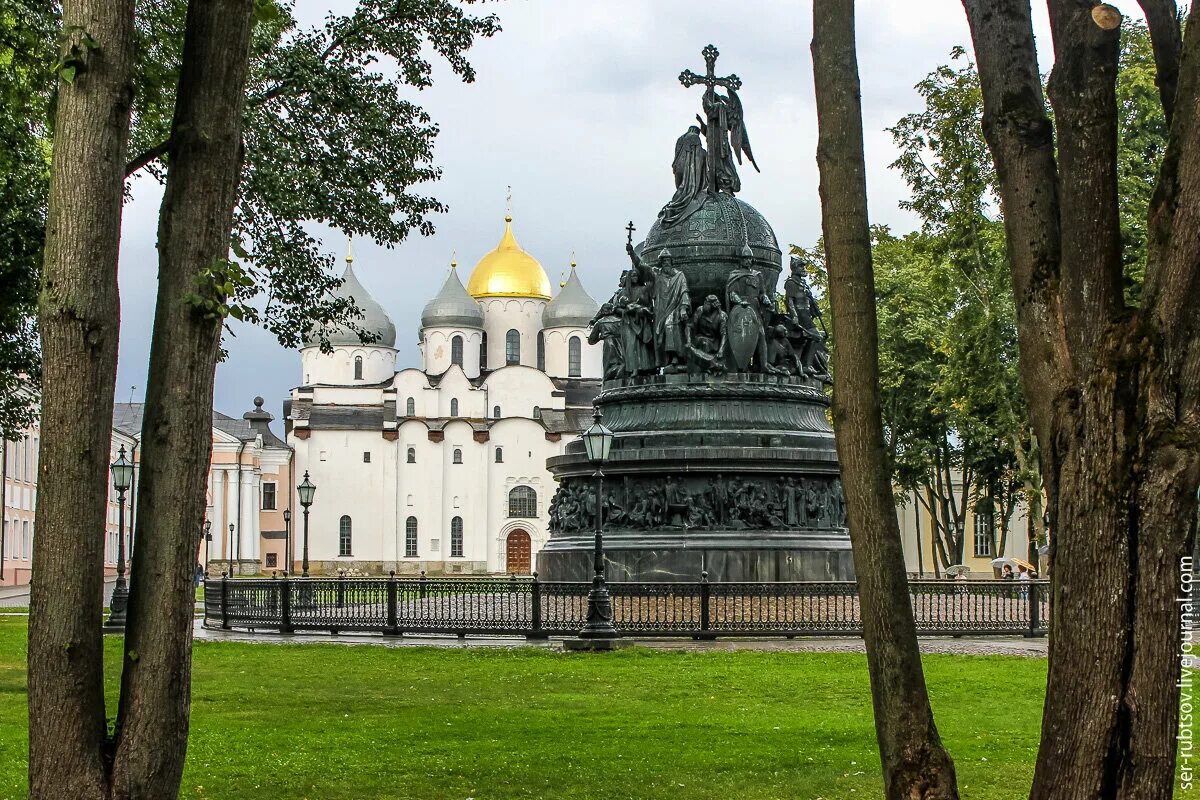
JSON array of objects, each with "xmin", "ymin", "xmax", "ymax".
[{"xmin": 0, "ymin": 618, "xmax": 1047, "ymax": 799}]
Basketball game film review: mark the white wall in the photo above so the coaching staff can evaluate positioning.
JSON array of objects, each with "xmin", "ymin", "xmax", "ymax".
[
  {"xmin": 423, "ymin": 328, "xmax": 483, "ymax": 377},
  {"xmin": 480, "ymin": 298, "xmax": 547, "ymax": 369},
  {"xmin": 301, "ymin": 345, "xmax": 397, "ymax": 386}
]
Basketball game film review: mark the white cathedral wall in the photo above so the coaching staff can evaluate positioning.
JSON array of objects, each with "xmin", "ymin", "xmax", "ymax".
[
  {"xmin": 481, "ymin": 366, "xmax": 561, "ymax": 419},
  {"xmin": 480, "ymin": 298, "xmax": 547, "ymax": 369},
  {"xmin": 540, "ymin": 327, "xmax": 602, "ymax": 379},
  {"xmin": 300, "ymin": 345, "xmax": 396, "ymax": 386},
  {"xmin": 423, "ymin": 328, "xmax": 483, "ymax": 378}
]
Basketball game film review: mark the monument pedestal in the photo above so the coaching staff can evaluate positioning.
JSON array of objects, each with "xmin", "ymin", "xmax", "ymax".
[{"xmin": 541, "ymin": 374, "xmax": 853, "ymax": 583}]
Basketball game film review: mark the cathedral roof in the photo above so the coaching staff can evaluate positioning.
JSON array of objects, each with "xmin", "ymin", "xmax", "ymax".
[
  {"xmin": 542, "ymin": 262, "xmax": 598, "ymax": 329},
  {"xmin": 466, "ymin": 215, "xmax": 552, "ymax": 300},
  {"xmin": 421, "ymin": 261, "xmax": 484, "ymax": 329},
  {"xmin": 303, "ymin": 245, "xmax": 397, "ymax": 349}
]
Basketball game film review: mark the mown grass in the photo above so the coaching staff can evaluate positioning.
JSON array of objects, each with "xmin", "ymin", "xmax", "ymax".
[{"xmin": 0, "ymin": 617, "xmax": 1047, "ymax": 799}]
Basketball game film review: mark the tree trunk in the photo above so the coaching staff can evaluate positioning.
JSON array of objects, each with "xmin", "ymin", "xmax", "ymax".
[
  {"xmin": 27, "ymin": 3, "xmax": 135, "ymax": 798},
  {"xmin": 963, "ymin": 1, "xmax": 1200, "ymax": 797},
  {"xmin": 811, "ymin": 3, "xmax": 960, "ymax": 798},
  {"xmin": 109, "ymin": 3, "xmax": 255, "ymax": 797}
]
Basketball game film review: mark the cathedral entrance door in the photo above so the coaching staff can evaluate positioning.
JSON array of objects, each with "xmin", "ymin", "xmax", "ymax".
[{"xmin": 505, "ymin": 530, "xmax": 532, "ymax": 575}]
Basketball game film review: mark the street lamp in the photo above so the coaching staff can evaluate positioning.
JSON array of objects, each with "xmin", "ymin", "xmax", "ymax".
[
  {"xmin": 202, "ymin": 519, "xmax": 212, "ymax": 573},
  {"xmin": 283, "ymin": 508, "xmax": 292, "ymax": 575},
  {"xmin": 105, "ymin": 445, "xmax": 134, "ymax": 629},
  {"xmin": 297, "ymin": 471, "xmax": 316, "ymax": 578},
  {"xmin": 577, "ymin": 407, "xmax": 618, "ymax": 646},
  {"xmin": 228, "ymin": 523, "xmax": 235, "ymax": 575}
]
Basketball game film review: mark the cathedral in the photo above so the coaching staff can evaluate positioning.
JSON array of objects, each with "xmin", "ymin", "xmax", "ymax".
[{"xmin": 284, "ymin": 214, "xmax": 602, "ymax": 575}]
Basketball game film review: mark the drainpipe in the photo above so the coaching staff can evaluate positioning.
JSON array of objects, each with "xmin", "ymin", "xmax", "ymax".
[{"xmin": 913, "ymin": 489, "xmax": 924, "ymax": 578}]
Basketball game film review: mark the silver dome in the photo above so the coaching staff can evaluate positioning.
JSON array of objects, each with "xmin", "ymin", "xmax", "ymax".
[
  {"xmin": 542, "ymin": 266, "xmax": 598, "ymax": 329},
  {"xmin": 304, "ymin": 258, "xmax": 397, "ymax": 348},
  {"xmin": 421, "ymin": 265, "xmax": 484, "ymax": 329}
]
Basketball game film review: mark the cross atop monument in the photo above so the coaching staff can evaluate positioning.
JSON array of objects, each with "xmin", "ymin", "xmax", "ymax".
[
  {"xmin": 677, "ymin": 44, "xmax": 757, "ymax": 195},
  {"xmin": 678, "ymin": 44, "xmax": 742, "ymax": 94}
]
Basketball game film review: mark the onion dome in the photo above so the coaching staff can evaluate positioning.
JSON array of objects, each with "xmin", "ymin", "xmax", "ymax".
[
  {"xmin": 466, "ymin": 214, "xmax": 552, "ymax": 300},
  {"xmin": 542, "ymin": 259, "xmax": 599, "ymax": 328},
  {"xmin": 303, "ymin": 242, "xmax": 397, "ymax": 348},
  {"xmin": 421, "ymin": 258, "xmax": 484, "ymax": 329}
]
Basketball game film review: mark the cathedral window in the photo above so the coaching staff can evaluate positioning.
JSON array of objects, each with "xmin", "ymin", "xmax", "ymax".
[
  {"xmin": 480, "ymin": 332, "xmax": 488, "ymax": 370},
  {"xmin": 407, "ymin": 447, "xmax": 416, "ymax": 464},
  {"xmin": 532, "ymin": 406, "xmax": 541, "ymax": 420},
  {"xmin": 339, "ymin": 515, "xmax": 352, "ymax": 557},
  {"xmin": 453, "ymin": 448, "xmax": 463, "ymax": 464},
  {"xmin": 506, "ymin": 329, "xmax": 521, "ymax": 365},
  {"xmin": 451, "ymin": 335, "xmax": 464, "ymax": 367},
  {"xmin": 508, "ymin": 486, "xmax": 537, "ymax": 518},
  {"xmin": 354, "ymin": 356, "xmax": 363, "ymax": 380},
  {"xmin": 405, "ymin": 517, "xmax": 418, "ymax": 558},
  {"xmin": 450, "ymin": 398, "xmax": 459, "ymax": 417},
  {"xmin": 493, "ymin": 405, "xmax": 501, "ymax": 418},
  {"xmin": 495, "ymin": 447, "xmax": 503, "ymax": 463},
  {"xmin": 568, "ymin": 336, "xmax": 582, "ymax": 377},
  {"xmin": 450, "ymin": 516, "xmax": 464, "ymax": 557},
  {"xmin": 362, "ymin": 452, "xmax": 371, "ymax": 463},
  {"xmin": 537, "ymin": 331, "xmax": 546, "ymax": 372},
  {"xmin": 406, "ymin": 397, "xmax": 415, "ymax": 416}
]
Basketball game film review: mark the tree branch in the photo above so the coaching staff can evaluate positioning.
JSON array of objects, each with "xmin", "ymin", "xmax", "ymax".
[
  {"xmin": 125, "ymin": 138, "xmax": 171, "ymax": 178},
  {"xmin": 1137, "ymin": 0, "xmax": 1183, "ymax": 126}
]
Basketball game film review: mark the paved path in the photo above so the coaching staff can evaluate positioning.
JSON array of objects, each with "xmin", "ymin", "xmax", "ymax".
[{"xmin": 191, "ymin": 619, "xmax": 1047, "ymax": 656}]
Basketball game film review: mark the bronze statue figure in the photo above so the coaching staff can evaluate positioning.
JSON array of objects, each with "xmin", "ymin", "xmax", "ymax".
[
  {"xmin": 627, "ymin": 242, "xmax": 691, "ymax": 373},
  {"xmin": 686, "ymin": 294, "xmax": 728, "ymax": 375},
  {"xmin": 588, "ymin": 302, "xmax": 624, "ymax": 380},
  {"xmin": 679, "ymin": 44, "xmax": 760, "ymax": 196},
  {"xmin": 658, "ymin": 125, "xmax": 708, "ymax": 227}
]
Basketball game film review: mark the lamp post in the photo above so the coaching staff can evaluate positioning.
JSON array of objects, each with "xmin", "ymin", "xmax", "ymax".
[
  {"xmin": 105, "ymin": 445, "xmax": 134, "ymax": 629},
  {"xmin": 283, "ymin": 508, "xmax": 292, "ymax": 574},
  {"xmin": 575, "ymin": 408, "xmax": 619, "ymax": 647},
  {"xmin": 228, "ymin": 523, "xmax": 235, "ymax": 575},
  {"xmin": 202, "ymin": 520, "xmax": 212, "ymax": 573},
  {"xmin": 297, "ymin": 471, "xmax": 316, "ymax": 577}
]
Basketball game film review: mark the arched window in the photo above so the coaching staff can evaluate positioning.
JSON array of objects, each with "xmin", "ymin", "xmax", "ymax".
[
  {"xmin": 453, "ymin": 448, "xmax": 463, "ymax": 464},
  {"xmin": 536, "ymin": 331, "xmax": 546, "ymax": 372},
  {"xmin": 450, "ymin": 398, "xmax": 459, "ymax": 417},
  {"xmin": 505, "ymin": 329, "xmax": 521, "ymax": 365},
  {"xmin": 479, "ymin": 332, "xmax": 488, "ymax": 370},
  {"xmin": 404, "ymin": 517, "xmax": 418, "ymax": 558},
  {"xmin": 354, "ymin": 356, "xmax": 363, "ymax": 380},
  {"xmin": 339, "ymin": 515, "xmax": 352, "ymax": 556},
  {"xmin": 406, "ymin": 397, "xmax": 415, "ymax": 416},
  {"xmin": 495, "ymin": 447, "xmax": 504, "ymax": 463},
  {"xmin": 508, "ymin": 486, "xmax": 537, "ymax": 518},
  {"xmin": 532, "ymin": 406, "xmax": 541, "ymax": 420},
  {"xmin": 450, "ymin": 516, "xmax": 464, "ymax": 558},
  {"xmin": 451, "ymin": 335, "xmax": 464, "ymax": 367},
  {"xmin": 493, "ymin": 405, "xmax": 501, "ymax": 418},
  {"xmin": 407, "ymin": 447, "xmax": 416, "ymax": 464},
  {"xmin": 568, "ymin": 336, "xmax": 582, "ymax": 377}
]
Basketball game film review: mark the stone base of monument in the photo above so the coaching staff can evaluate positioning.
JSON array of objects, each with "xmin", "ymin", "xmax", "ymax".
[
  {"xmin": 538, "ymin": 529, "xmax": 854, "ymax": 582},
  {"xmin": 542, "ymin": 373, "xmax": 854, "ymax": 584}
]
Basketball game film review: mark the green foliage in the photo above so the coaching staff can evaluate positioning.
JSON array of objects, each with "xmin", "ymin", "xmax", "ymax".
[
  {"xmin": 0, "ymin": 0, "xmax": 499, "ymax": 410},
  {"xmin": 0, "ymin": 617, "xmax": 1049, "ymax": 799},
  {"xmin": 0, "ymin": 0, "xmax": 53, "ymax": 439},
  {"xmin": 124, "ymin": 0, "xmax": 501, "ymax": 351}
]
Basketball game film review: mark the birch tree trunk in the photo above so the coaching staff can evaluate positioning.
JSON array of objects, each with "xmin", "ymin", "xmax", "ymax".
[
  {"xmin": 811, "ymin": 2, "xmax": 959, "ymax": 797},
  {"xmin": 27, "ymin": 2, "xmax": 134, "ymax": 797}
]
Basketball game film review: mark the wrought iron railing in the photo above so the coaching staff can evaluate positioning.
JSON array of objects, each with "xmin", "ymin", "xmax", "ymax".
[{"xmin": 205, "ymin": 572, "xmax": 1050, "ymax": 639}]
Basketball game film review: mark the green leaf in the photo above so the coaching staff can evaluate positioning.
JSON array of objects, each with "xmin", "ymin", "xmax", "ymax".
[{"xmin": 59, "ymin": 65, "xmax": 76, "ymax": 84}]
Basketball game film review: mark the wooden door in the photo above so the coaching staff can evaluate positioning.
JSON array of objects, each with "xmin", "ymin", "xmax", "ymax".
[{"xmin": 505, "ymin": 530, "xmax": 531, "ymax": 575}]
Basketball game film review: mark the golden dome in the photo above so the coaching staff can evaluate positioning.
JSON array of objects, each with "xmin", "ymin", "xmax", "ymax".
[{"xmin": 466, "ymin": 215, "xmax": 552, "ymax": 300}]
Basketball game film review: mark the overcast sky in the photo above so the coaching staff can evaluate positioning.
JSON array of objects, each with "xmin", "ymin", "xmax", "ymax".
[{"xmin": 112, "ymin": 0, "xmax": 1147, "ymax": 421}]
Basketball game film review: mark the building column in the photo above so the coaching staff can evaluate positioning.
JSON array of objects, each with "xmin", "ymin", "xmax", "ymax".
[
  {"xmin": 210, "ymin": 469, "xmax": 226, "ymax": 560},
  {"xmin": 239, "ymin": 470, "xmax": 258, "ymax": 561}
]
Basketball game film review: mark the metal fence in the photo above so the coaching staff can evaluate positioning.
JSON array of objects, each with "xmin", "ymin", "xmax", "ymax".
[{"xmin": 205, "ymin": 573, "xmax": 1049, "ymax": 639}]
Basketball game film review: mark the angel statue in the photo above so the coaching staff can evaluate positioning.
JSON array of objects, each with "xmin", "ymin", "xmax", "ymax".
[{"xmin": 679, "ymin": 44, "xmax": 760, "ymax": 196}]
